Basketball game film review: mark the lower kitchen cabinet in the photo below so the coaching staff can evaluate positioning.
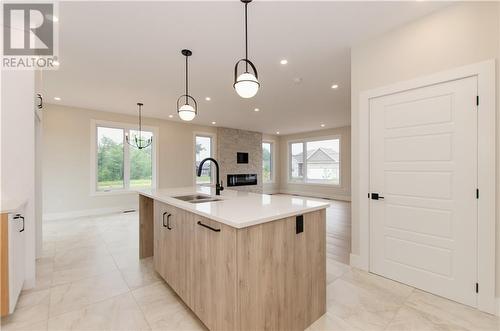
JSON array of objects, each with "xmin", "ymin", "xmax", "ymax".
[
  {"xmin": 1, "ymin": 211, "xmax": 26, "ymax": 317},
  {"xmin": 153, "ymin": 201, "xmax": 189, "ymax": 301},
  {"xmin": 153, "ymin": 201, "xmax": 325, "ymax": 331},
  {"xmin": 192, "ymin": 216, "xmax": 237, "ymax": 330}
]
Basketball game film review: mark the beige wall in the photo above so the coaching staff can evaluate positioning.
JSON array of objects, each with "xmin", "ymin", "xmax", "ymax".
[
  {"xmin": 278, "ymin": 126, "xmax": 351, "ymax": 201},
  {"xmin": 42, "ymin": 104, "xmax": 216, "ymax": 218},
  {"xmin": 351, "ymin": 2, "xmax": 500, "ymax": 295}
]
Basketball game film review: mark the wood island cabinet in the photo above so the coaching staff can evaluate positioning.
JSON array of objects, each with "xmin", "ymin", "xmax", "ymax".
[{"xmin": 146, "ymin": 197, "xmax": 326, "ymax": 331}]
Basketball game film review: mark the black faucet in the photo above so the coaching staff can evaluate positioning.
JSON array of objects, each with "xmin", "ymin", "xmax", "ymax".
[{"xmin": 197, "ymin": 157, "xmax": 224, "ymax": 195}]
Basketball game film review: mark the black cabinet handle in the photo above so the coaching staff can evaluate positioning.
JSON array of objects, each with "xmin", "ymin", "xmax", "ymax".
[
  {"xmin": 166, "ymin": 214, "xmax": 172, "ymax": 230},
  {"xmin": 37, "ymin": 93, "xmax": 43, "ymax": 109},
  {"xmin": 197, "ymin": 221, "xmax": 220, "ymax": 232},
  {"xmin": 14, "ymin": 214, "xmax": 25, "ymax": 232},
  {"xmin": 162, "ymin": 212, "xmax": 169, "ymax": 228}
]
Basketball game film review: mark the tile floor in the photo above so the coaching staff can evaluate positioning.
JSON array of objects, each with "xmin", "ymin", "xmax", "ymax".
[{"xmin": 1, "ymin": 207, "xmax": 498, "ymax": 331}]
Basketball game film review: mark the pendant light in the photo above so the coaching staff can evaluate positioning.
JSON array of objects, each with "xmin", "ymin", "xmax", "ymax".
[
  {"xmin": 177, "ymin": 49, "xmax": 197, "ymax": 121},
  {"xmin": 126, "ymin": 103, "xmax": 152, "ymax": 149},
  {"xmin": 234, "ymin": 0, "xmax": 260, "ymax": 99}
]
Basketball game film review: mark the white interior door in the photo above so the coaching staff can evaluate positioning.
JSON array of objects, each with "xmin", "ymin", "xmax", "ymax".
[{"xmin": 369, "ymin": 76, "xmax": 478, "ymax": 307}]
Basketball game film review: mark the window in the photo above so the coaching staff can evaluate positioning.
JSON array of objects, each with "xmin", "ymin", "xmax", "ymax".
[
  {"xmin": 92, "ymin": 121, "xmax": 157, "ymax": 193},
  {"xmin": 290, "ymin": 142, "xmax": 304, "ymax": 180},
  {"xmin": 195, "ymin": 134, "xmax": 213, "ymax": 185},
  {"xmin": 262, "ymin": 141, "xmax": 273, "ymax": 183},
  {"xmin": 97, "ymin": 127, "xmax": 124, "ymax": 191},
  {"xmin": 129, "ymin": 130, "xmax": 153, "ymax": 188},
  {"xmin": 288, "ymin": 137, "xmax": 340, "ymax": 185}
]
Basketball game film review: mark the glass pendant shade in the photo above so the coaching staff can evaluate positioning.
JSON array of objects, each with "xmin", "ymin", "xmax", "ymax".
[
  {"xmin": 178, "ymin": 104, "xmax": 196, "ymax": 121},
  {"xmin": 234, "ymin": 72, "xmax": 259, "ymax": 98}
]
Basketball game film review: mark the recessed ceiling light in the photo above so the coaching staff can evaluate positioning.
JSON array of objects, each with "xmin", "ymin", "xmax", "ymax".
[
  {"xmin": 205, "ymin": 97, "xmax": 211, "ymax": 101},
  {"xmin": 331, "ymin": 84, "xmax": 339, "ymax": 89},
  {"xmin": 254, "ymin": 108, "xmax": 260, "ymax": 112},
  {"xmin": 53, "ymin": 97, "xmax": 61, "ymax": 101},
  {"xmin": 276, "ymin": 131, "xmax": 280, "ymax": 135},
  {"xmin": 211, "ymin": 121, "xmax": 216, "ymax": 125},
  {"xmin": 280, "ymin": 59, "xmax": 288, "ymax": 65},
  {"xmin": 168, "ymin": 115, "xmax": 173, "ymax": 118},
  {"xmin": 321, "ymin": 124, "xmax": 325, "ymax": 127}
]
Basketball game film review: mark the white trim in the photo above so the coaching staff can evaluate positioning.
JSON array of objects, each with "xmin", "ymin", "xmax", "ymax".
[
  {"xmin": 286, "ymin": 134, "xmax": 342, "ymax": 187},
  {"xmin": 278, "ymin": 189, "xmax": 351, "ymax": 202},
  {"xmin": 193, "ymin": 131, "xmax": 217, "ymax": 186},
  {"xmin": 43, "ymin": 205, "xmax": 137, "ymax": 222},
  {"xmin": 262, "ymin": 139, "xmax": 276, "ymax": 184},
  {"xmin": 349, "ymin": 253, "xmax": 365, "ymax": 269},
  {"xmin": 90, "ymin": 119, "xmax": 159, "ymax": 195},
  {"xmin": 357, "ymin": 60, "xmax": 496, "ymax": 314},
  {"xmin": 262, "ymin": 186, "xmax": 280, "ymax": 195}
]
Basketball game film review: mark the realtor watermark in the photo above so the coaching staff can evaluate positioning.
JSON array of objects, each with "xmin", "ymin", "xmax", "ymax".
[{"xmin": 2, "ymin": 2, "xmax": 59, "ymax": 69}]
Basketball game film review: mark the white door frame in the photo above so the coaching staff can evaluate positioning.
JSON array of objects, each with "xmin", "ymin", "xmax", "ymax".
[{"xmin": 355, "ymin": 60, "xmax": 496, "ymax": 314}]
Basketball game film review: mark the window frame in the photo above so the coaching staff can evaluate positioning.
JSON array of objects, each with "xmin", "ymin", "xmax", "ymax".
[
  {"xmin": 287, "ymin": 135, "xmax": 341, "ymax": 187},
  {"xmin": 193, "ymin": 131, "xmax": 217, "ymax": 186},
  {"xmin": 262, "ymin": 140, "xmax": 275, "ymax": 184},
  {"xmin": 90, "ymin": 119, "xmax": 159, "ymax": 196}
]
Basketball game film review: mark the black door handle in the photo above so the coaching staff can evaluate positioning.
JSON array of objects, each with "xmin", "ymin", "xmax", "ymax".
[
  {"xmin": 197, "ymin": 221, "xmax": 220, "ymax": 232},
  {"xmin": 14, "ymin": 214, "xmax": 25, "ymax": 232},
  {"xmin": 371, "ymin": 193, "xmax": 384, "ymax": 200}
]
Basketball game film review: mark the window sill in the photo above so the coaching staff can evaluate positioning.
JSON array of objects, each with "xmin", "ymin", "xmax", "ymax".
[
  {"xmin": 91, "ymin": 189, "xmax": 150, "ymax": 197},
  {"xmin": 287, "ymin": 180, "xmax": 341, "ymax": 187}
]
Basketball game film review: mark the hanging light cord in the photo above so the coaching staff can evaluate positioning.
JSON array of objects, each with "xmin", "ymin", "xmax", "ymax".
[
  {"xmin": 244, "ymin": 2, "xmax": 249, "ymax": 72},
  {"xmin": 185, "ymin": 55, "xmax": 189, "ymax": 105},
  {"xmin": 138, "ymin": 104, "xmax": 142, "ymax": 142}
]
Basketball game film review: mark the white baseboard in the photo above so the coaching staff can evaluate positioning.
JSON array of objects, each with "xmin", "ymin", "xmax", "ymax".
[
  {"xmin": 23, "ymin": 277, "xmax": 35, "ymax": 290},
  {"xmin": 43, "ymin": 205, "xmax": 137, "ymax": 221},
  {"xmin": 278, "ymin": 189, "xmax": 351, "ymax": 202},
  {"xmin": 349, "ymin": 253, "xmax": 368, "ymax": 271}
]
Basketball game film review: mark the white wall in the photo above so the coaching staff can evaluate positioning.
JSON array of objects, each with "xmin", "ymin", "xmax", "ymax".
[
  {"xmin": 263, "ymin": 133, "xmax": 280, "ymax": 194},
  {"xmin": 42, "ymin": 104, "xmax": 216, "ymax": 219},
  {"xmin": 350, "ymin": 2, "xmax": 500, "ymax": 295},
  {"xmin": 1, "ymin": 70, "xmax": 36, "ymax": 288},
  {"xmin": 278, "ymin": 126, "xmax": 351, "ymax": 201}
]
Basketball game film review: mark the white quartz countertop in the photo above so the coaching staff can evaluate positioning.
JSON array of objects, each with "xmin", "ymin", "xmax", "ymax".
[{"xmin": 137, "ymin": 186, "xmax": 330, "ymax": 229}]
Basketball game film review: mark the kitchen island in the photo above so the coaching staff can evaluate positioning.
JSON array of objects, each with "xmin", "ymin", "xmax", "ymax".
[{"xmin": 138, "ymin": 186, "xmax": 329, "ymax": 331}]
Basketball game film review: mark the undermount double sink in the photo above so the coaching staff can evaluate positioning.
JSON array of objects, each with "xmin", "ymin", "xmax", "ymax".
[{"xmin": 173, "ymin": 194, "xmax": 222, "ymax": 204}]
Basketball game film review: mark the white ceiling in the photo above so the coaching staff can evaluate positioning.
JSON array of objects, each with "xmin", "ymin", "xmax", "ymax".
[{"xmin": 43, "ymin": 1, "xmax": 449, "ymax": 135}]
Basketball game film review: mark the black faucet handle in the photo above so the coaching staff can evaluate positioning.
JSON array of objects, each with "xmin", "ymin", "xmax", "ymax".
[{"xmin": 220, "ymin": 180, "xmax": 224, "ymax": 191}]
